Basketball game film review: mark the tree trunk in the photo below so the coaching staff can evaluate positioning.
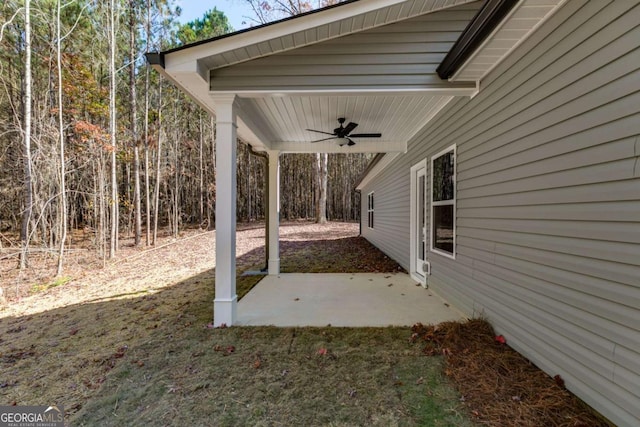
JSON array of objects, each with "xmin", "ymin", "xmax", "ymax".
[
  {"xmin": 199, "ymin": 114, "xmax": 204, "ymax": 227},
  {"xmin": 152, "ymin": 80, "xmax": 163, "ymax": 245},
  {"xmin": 109, "ymin": 0, "xmax": 118, "ymax": 258},
  {"xmin": 20, "ymin": 0, "xmax": 33, "ymax": 270},
  {"xmin": 315, "ymin": 152, "xmax": 328, "ymax": 224},
  {"xmin": 144, "ymin": 0, "xmax": 151, "ymax": 246},
  {"xmin": 56, "ymin": 0, "xmax": 68, "ymax": 276},
  {"xmin": 173, "ymin": 120, "xmax": 179, "ymax": 239},
  {"xmin": 130, "ymin": 1, "xmax": 141, "ymax": 246}
]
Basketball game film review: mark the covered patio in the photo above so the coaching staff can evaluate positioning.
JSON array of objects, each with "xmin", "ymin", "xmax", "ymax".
[
  {"xmin": 146, "ymin": 0, "xmax": 559, "ymax": 326},
  {"xmin": 237, "ymin": 273, "xmax": 464, "ymax": 327}
]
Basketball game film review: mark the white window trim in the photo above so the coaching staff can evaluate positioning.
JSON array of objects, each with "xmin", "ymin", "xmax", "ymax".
[
  {"xmin": 430, "ymin": 144, "xmax": 456, "ymax": 260},
  {"xmin": 410, "ymin": 159, "xmax": 427, "ymax": 285},
  {"xmin": 367, "ymin": 191, "xmax": 374, "ymax": 229}
]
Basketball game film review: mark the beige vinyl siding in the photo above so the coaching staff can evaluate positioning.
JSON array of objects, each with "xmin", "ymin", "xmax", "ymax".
[
  {"xmin": 210, "ymin": 3, "xmax": 482, "ymax": 91},
  {"xmin": 361, "ymin": 1, "xmax": 640, "ymax": 425},
  {"xmin": 361, "ymin": 163, "xmax": 410, "ymax": 268}
]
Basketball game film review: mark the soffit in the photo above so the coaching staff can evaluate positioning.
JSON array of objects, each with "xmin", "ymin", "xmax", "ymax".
[
  {"xmin": 163, "ymin": 0, "xmax": 481, "ymax": 78},
  {"xmin": 450, "ymin": 0, "xmax": 568, "ymax": 81}
]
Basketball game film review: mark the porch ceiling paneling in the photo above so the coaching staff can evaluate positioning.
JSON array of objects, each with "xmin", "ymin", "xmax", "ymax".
[
  {"xmin": 155, "ymin": 0, "xmax": 482, "ymax": 154},
  {"xmin": 251, "ymin": 95, "xmax": 453, "ymax": 153}
]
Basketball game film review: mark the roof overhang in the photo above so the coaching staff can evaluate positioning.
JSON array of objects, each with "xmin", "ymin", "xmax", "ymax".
[
  {"xmin": 442, "ymin": 0, "xmax": 569, "ymax": 82},
  {"xmin": 160, "ymin": 0, "xmax": 476, "ymax": 75},
  {"xmin": 147, "ymin": 0, "xmax": 482, "ymax": 154},
  {"xmin": 147, "ymin": 0, "xmax": 567, "ymax": 156}
]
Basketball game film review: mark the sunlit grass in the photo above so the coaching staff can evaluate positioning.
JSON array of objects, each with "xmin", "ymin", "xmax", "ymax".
[{"xmin": 30, "ymin": 276, "xmax": 72, "ymax": 294}]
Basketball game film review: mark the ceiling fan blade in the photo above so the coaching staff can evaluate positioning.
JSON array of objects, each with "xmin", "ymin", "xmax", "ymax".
[
  {"xmin": 347, "ymin": 138, "xmax": 356, "ymax": 146},
  {"xmin": 343, "ymin": 122, "xmax": 358, "ymax": 135},
  {"xmin": 349, "ymin": 133, "xmax": 382, "ymax": 138},
  {"xmin": 310, "ymin": 137, "xmax": 337, "ymax": 143},
  {"xmin": 306, "ymin": 129, "xmax": 336, "ymax": 136}
]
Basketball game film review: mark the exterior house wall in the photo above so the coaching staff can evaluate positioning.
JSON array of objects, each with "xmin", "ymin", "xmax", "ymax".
[{"xmin": 360, "ymin": 1, "xmax": 640, "ymax": 425}]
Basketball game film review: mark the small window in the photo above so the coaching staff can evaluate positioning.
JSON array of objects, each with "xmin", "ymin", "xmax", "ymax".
[
  {"xmin": 431, "ymin": 145, "xmax": 455, "ymax": 258},
  {"xmin": 367, "ymin": 192, "xmax": 374, "ymax": 229}
]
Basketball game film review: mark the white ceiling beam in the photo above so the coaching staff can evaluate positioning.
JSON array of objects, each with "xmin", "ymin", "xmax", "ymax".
[{"xmin": 234, "ymin": 99, "xmax": 274, "ymax": 150}]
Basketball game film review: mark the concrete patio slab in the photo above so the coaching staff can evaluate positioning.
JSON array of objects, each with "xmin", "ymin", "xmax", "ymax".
[{"xmin": 237, "ymin": 273, "xmax": 465, "ymax": 327}]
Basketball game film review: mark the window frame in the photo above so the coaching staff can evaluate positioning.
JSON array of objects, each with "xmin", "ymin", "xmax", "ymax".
[
  {"xmin": 430, "ymin": 145, "xmax": 456, "ymax": 259},
  {"xmin": 367, "ymin": 191, "xmax": 374, "ymax": 229},
  {"xmin": 409, "ymin": 159, "xmax": 428, "ymax": 286}
]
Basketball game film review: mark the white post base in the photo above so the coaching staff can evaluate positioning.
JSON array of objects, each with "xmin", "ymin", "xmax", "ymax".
[
  {"xmin": 214, "ymin": 296, "xmax": 238, "ymax": 327},
  {"xmin": 268, "ymin": 259, "xmax": 280, "ymax": 276}
]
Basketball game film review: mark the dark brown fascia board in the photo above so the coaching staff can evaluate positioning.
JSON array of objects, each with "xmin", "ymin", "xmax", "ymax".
[
  {"xmin": 145, "ymin": 52, "xmax": 164, "ymax": 68},
  {"xmin": 437, "ymin": 0, "xmax": 518, "ymax": 80}
]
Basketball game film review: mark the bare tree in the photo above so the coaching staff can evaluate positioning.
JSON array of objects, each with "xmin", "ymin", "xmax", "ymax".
[
  {"xmin": 55, "ymin": 0, "xmax": 67, "ymax": 275},
  {"xmin": 0, "ymin": 1, "xmax": 369, "ymax": 285},
  {"xmin": 129, "ymin": 0, "xmax": 141, "ymax": 246},
  {"xmin": 108, "ymin": 0, "xmax": 118, "ymax": 258},
  {"xmin": 19, "ymin": 0, "xmax": 33, "ymax": 270},
  {"xmin": 144, "ymin": 0, "xmax": 151, "ymax": 246},
  {"xmin": 152, "ymin": 80, "xmax": 163, "ymax": 245},
  {"xmin": 315, "ymin": 153, "xmax": 327, "ymax": 223}
]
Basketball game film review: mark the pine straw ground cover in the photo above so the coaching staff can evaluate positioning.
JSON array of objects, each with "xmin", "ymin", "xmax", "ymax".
[{"xmin": 410, "ymin": 320, "xmax": 613, "ymax": 427}]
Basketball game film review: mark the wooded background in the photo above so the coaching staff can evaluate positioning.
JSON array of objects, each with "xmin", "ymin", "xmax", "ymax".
[{"xmin": 0, "ymin": 0, "xmax": 369, "ymax": 273}]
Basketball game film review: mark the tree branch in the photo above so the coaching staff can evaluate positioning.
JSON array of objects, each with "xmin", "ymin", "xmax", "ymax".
[{"xmin": 0, "ymin": 7, "xmax": 24, "ymax": 43}]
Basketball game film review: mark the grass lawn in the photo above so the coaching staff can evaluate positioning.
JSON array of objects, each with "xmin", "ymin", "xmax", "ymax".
[
  {"xmin": 75, "ymin": 325, "xmax": 471, "ymax": 426},
  {"xmin": 0, "ymin": 222, "xmax": 473, "ymax": 426},
  {"xmin": 0, "ymin": 222, "xmax": 610, "ymax": 426}
]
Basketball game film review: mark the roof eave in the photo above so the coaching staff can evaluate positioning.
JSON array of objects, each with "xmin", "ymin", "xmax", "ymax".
[{"xmin": 436, "ymin": 0, "xmax": 518, "ymax": 80}]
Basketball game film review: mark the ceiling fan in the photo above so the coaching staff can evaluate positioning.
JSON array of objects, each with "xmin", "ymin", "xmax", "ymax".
[{"xmin": 306, "ymin": 118, "xmax": 382, "ymax": 146}]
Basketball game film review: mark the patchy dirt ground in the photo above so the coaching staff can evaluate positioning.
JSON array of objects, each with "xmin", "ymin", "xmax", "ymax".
[{"xmin": 0, "ymin": 221, "xmax": 381, "ymax": 317}]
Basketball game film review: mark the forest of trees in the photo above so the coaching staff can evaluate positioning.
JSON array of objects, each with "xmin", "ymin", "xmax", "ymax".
[{"xmin": 0, "ymin": 0, "xmax": 370, "ymax": 273}]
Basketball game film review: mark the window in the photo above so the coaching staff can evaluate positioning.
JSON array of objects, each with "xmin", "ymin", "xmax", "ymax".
[
  {"xmin": 367, "ymin": 192, "xmax": 374, "ymax": 229},
  {"xmin": 431, "ymin": 145, "xmax": 455, "ymax": 258}
]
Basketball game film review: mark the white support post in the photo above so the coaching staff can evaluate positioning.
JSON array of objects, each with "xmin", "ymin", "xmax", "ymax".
[
  {"xmin": 267, "ymin": 150, "xmax": 280, "ymax": 275},
  {"xmin": 213, "ymin": 94, "xmax": 237, "ymax": 326}
]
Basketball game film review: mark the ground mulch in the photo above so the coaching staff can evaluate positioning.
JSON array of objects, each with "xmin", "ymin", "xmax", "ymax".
[{"xmin": 410, "ymin": 319, "xmax": 613, "ymax": 427}]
